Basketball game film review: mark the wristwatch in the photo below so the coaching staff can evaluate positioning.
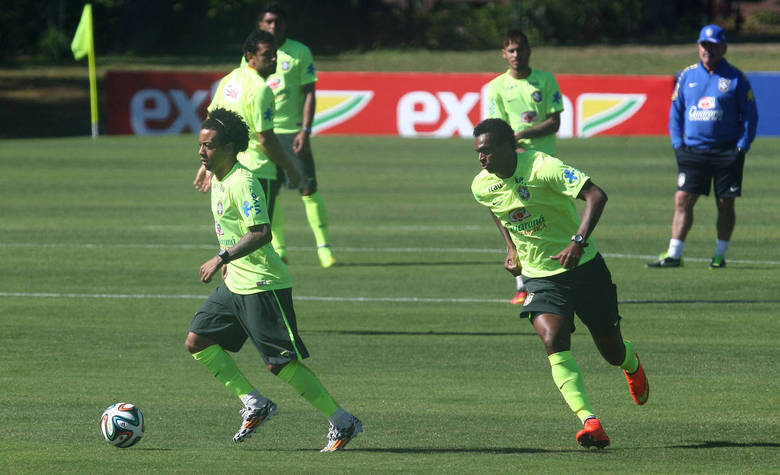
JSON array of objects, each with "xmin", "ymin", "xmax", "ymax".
[
  {"xmin": 217, "ymin": 249, "xmax": 231, "ymax": 264},
  {"xmin": 571, "ymin": 234, "xmax": 588, "ymax": 248}
]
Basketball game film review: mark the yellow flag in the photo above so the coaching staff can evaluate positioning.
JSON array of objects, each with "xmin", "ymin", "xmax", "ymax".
[{"xmin": 71, "ymin": 4, "xmax": 93, "ymax": 60}]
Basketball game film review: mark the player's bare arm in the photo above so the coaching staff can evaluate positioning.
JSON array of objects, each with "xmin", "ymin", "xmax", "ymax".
[
  {"xmin": 193, "ymin": 164, "xmax": 213, "ymax": 193},
  {"xmin": 490, "ymin": 210, "xmax": 522, "ymax": 276},
  {"xmin": 258, "ymin": 130, "xmax": 301, "ymax": 187},
  {"xmin": 293, "ymin": 83, "xmax": 316, "ymax": 155},
  {"xmin": 550, "ymin": 181, "xmax": 608, "ymax": 269},
  {"xmin": 515, "ymin": 112, "xmax": 561, "ymax": 140},
  {"xmin": 200, "ymin": 224, "xmax": 271, "ymax": 283}
]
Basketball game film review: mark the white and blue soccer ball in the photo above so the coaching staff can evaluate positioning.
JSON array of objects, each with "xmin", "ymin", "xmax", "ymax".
[{"xmin": 100, "ymin": 403, "xmax": 145, "ymax": 448}]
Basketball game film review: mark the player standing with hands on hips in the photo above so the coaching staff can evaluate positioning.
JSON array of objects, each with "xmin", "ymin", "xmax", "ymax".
[
  {"xmin": 647, "ymin": 24, "xmax": 758, "ymax": 269},
  {"xmin": 186, "ymin": 108, "xmax": 362, "ymax": 451},
  {"xmin": 471, "ymin": 118, "xmax": 649, "ymax": 448},
  {"xmin": 485, "ymin": 28, "xmax": 564, "ymax": 305}
]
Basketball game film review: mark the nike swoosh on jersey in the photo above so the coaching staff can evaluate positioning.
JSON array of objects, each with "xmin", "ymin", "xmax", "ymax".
[{"xmin": 688, "ymin": 82, "xmax": 698, "ymax": 87}]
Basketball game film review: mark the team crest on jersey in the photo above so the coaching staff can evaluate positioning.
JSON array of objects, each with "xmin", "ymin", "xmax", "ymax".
[
  {"xmin": 697, "ymin": 96, "xmax": 716, "ymax": 110},
  {"xmin": 518, "ymin": 186, "xmax": 530, "ymax": 200},
  {"xmin": 521, "ymin": 111, "xmax": 538, "ymax": 123},
  {"xmin": 217, "ymin": 202, "xmax": 223, "ymax": 215},
  {"xmin": 281, "ymin": 61, "xmax": 290, "ymax": 71},
  {"xmin": 224, "ymin": 81, "xmax": 241, "ymax": 103},
  {"xmin": 718, "ymin": 78, "xmax": 731, "ymax": 92},
  {"xmin": 509, "ymin": 207, "xmax": 531, "ymax": 222},
  {"xmin": 267, "ymin": 77, "xmax": 281, "ymax": 90},
  {"xmin": 563, "ymin": 169, "xmax": 579, "ymax": 184},
  {"xmin": 532, "ymin": 91, "xmax": 542, "ymax": 103},
  {"xmin": 215, "ymin": 222, "xmax": 225, "ymax": 236}
]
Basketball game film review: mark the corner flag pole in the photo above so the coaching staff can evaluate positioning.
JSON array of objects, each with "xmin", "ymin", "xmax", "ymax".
[{"xmin": 71, "ymin": 4, "xmax": 99, "ymax": 139}]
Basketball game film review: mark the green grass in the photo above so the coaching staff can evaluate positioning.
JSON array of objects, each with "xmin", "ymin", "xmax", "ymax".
[{"xmin": 1, "ymin": 134, "xmax": 779, "ymax": 473}]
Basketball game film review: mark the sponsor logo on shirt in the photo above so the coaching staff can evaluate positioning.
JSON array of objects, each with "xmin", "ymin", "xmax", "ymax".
[
  {"xmin": 243, "ymin": 201, "xmax": 252, "ymax": 217},
  {"xmin": 264, "ymin": 107, "xmax": 274, "ymax": 121},
  {"xmin": 718, "ymin": 78, "xmax": 731, "ymax": 92},
  {"xmin": 267, "ymin": 78, "xmax": 281, "ymax": 90},
  {"xmin": 688, "ymin": 82, "xmax": 698, "ymax": 88},
  {"xmin": 697, "ymin": 96, "xmax": 716, "ymax": 110},
  {"xmin": 488, "ymin": 182, "xmax": 505, "ymax": 192},
  {"xmin": 687, "ymin": 106, "xmax": 723, "ymax": 122},
  {"xmin": 521, "ymin": 111, "xmax": 538, "ymax": 123},
  {"xmin": 249, "ymin": 192, "xmax": 263, "ymax": 216},
  {"xmin": 532, "ymin": 91, "xmax": 542, "ymax": 103},
  {"xmin": 224, "ymin": 81, "xmax": 241, "ymax": 103},
  {"xmin": 509, "ymin": 207, "xmax": 531, "ymax": 223}
]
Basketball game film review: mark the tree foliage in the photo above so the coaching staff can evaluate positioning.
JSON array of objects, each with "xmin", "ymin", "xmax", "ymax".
[{"xmin": 0, "ymin": 0, "xmax": 774, "ymax": 61}]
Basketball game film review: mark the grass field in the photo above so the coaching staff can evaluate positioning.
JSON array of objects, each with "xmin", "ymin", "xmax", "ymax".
[{"xmin": 1, "ymin": 134, "xmax": 779, "ymax": 473}]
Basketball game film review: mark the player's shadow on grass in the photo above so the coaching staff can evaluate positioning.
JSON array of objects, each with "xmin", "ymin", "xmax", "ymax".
[
  {"xmin": 309, "ymin": 330, "xmax": 537, "ymax": 337},
  {"xmin": 295, "ymin": 447, "xmax": 581, "ymax": 454},
  {"xmin": 668, "ymin": 440, "xmax": 780, "ymax": 449},
  {"xmin": 621, "ymin": 299, "xmax": 780, "ymax": 305},
  {"xmin": 334, "ymin": 260, "xmax": 495, "ymax": 267}
]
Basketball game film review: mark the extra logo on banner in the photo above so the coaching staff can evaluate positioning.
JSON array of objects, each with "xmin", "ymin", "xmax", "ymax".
[{"xmin": 105, "ymin": 71, "xmax": 674, "ymax": 137}]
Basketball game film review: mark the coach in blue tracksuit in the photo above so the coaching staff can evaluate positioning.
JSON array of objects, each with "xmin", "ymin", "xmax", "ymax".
[{"xmin": 648, "ymin": 24, "xmax": 758, "ymax": 269}]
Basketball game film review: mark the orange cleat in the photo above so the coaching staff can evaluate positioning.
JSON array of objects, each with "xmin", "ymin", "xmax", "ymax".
[
  {"xmin": 624, "ymin": 354, "xmax": 649, "ymax": 405},
  {"xmin": 576, "ymin": 417, "xmax": 610, "ymax": 449},
  {"xmin": 510, "ymin": 290, "xmax": 528, "ymax": 305}
]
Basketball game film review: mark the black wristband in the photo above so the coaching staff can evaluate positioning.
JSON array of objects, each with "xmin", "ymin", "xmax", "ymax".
[{"xmin": 218, "ymin": 249, "xmax": 231, "ymax": 264}]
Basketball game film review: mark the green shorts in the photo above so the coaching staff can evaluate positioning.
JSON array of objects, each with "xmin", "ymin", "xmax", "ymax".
[
  {"xmin": 277, "ymin": 133, "xmax": 318, "ymax": 191},
  {"xmin": 189, "ymin": 285, "xmax": 309, "ymax": 365},
  {"xmin": 520, "ymin": 253, "xmax": 622, "ymax": 336}
]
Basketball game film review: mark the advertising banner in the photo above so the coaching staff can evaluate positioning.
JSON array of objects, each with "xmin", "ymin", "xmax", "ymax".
[
  {"xmin": 108, "ymin": 70, "xmax": 780, "ymax": 138},
  {"xmin": 746, "ymin": 72, "xmax": 780, "ymax": 137}
]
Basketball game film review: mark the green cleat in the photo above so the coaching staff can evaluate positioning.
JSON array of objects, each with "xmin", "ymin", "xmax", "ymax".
[
  {"xmin": 709, "ymin": 255, "xmax": 726, "ymax": 269},
  {"xmin": 646, "ymin": 253, "xmax": 683, "ymax": 268}
]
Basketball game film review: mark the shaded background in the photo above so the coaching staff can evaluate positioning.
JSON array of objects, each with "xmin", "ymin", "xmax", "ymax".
[
  {"xmin": 3, "ymin": 0, "xmax": 779, "ymax": 60},
  {"xmin": 0, "ymin": 0, "xmax": 778, "ymax": 138}
]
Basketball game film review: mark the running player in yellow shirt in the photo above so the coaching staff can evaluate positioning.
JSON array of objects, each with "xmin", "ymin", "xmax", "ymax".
[{"xmin": 471, "ymin": 118, "xmax": 648, "ymax": 449}]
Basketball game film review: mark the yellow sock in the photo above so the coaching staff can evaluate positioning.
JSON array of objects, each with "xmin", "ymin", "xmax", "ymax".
[
  {"xmin": 192, "ymin": 345, "xmax": 254, "ymax": 399},
  {"xmin": 620, "ymin": 340, "xmax": 639, "ymax": 373},
  {"xmin": 271, "ymin": 201, "xmax": 287, "ymax": 259},
  {"xmin": 302, "ymin": 192, "xmax": 329, "ymax": 248},
  {"xmin": 549, "ymin": 351, "xmax": 595, "ymax": 423},
  {"xmin": 277, "ymin": 360, "xmax": 339, "ymax": 418}
]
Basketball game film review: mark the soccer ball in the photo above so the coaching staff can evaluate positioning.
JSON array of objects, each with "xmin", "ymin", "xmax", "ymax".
[{"xmin": 100, "ymin": 403, "xmax": 145, "ymax": 448}]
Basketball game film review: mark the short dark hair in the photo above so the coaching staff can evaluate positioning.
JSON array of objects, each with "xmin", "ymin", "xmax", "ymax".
[
  {"xmin": 473, "ymin": 118, "xmax": 515, "ymax": 146},
  {"xmin": 243, "ymin": 29, "xmax": 275, "ymax": 56},
  {"xmin": 258, "ymin": 2, "xmax": 287, "ymax": 23},
  {"xmin": 202, "ymin": 108, "xmax": 250, "ymax": 155},
  {"xmin": 503, "ymin": 28, "xmax": 529, "ymax": 48}
]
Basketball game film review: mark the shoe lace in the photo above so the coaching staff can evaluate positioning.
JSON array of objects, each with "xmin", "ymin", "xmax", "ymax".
[{"xmin": 327, "ymin": 420, "xmax": 355, "ymax": 441}]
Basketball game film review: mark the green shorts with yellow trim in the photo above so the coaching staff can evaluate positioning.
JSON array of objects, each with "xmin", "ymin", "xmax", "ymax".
[
  {"xmin": 189, "ymin": 284, "xmax": 309, "ymax": 365},
  {"xmin": 520, "ymin": 253, "xmax": 621, "ymax": 337}
]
